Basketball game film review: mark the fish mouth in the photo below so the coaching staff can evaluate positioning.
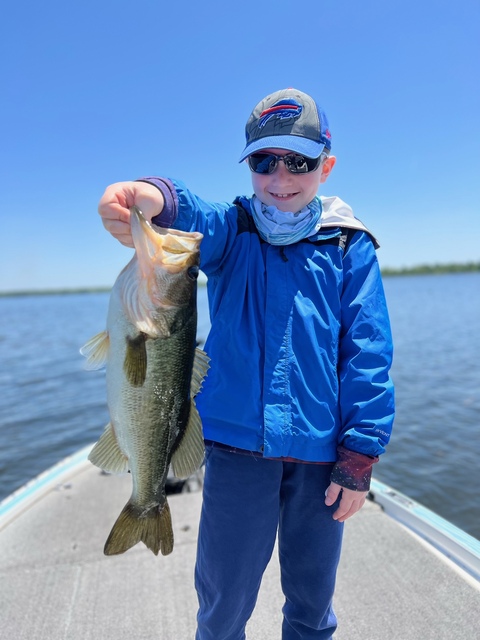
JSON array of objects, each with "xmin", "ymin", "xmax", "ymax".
[{"xmin": 130, "ymin": 206, "xmax": 203, "ymax": 273}]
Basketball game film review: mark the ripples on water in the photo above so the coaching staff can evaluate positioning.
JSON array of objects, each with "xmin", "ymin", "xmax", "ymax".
[
  {"xmin": 0, "ymin": 273, "xmax": 479, "ymax": 539},
  {"xmin": 378, "ymin": 273, "xmax": 480, "ymax": 540},
  {"xmin": 0, "ymin": 294, "xmax": 110, "ymax": 494}
]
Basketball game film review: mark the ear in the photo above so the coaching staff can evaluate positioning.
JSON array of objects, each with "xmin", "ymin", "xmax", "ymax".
[{"xmin": 319, "ymin": 155, "xmax": 336, "ymax": 184}]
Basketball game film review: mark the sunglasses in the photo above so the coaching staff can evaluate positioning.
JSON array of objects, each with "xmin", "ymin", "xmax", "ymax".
[{"xmin": 247, "ymin": 152, "xmax": 325, "ymax": 175}]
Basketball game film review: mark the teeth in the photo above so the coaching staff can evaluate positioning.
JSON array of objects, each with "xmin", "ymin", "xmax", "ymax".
[{"xmin": 272, "ymin": 193, "xmax": 294, "ymax": 198}]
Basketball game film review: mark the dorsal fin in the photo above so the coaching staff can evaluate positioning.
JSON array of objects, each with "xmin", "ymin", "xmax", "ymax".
[{"xmin": 191, "ymin": 348, "xmax": 210, "ymax": 396}]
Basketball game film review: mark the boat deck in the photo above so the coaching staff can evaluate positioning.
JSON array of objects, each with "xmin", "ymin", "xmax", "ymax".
[{"xmin": 1, "ymin": 451, "xmax": 479, "ymax": 639}]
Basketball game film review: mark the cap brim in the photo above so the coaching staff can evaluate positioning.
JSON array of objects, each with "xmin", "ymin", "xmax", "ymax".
[{"xmin": 239, "ymin": 135, "xmax": 326, "ymax": 163}]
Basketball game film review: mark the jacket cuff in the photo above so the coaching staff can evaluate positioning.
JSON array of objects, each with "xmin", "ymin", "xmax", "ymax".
[
  {"xmin": 136, "ymin": 177, "xmax": 178, "ymax": 228},
  {"xmin": 330, "ymin": 445, "xmax": 378, "ymax": 492}
]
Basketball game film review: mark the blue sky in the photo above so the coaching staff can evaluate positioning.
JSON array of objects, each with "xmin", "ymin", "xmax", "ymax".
[{"xmin": 1, "ymin": 0, "xmax": 479, "ymax": 292}]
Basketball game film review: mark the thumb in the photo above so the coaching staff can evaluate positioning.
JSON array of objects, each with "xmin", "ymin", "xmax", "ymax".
[{"xmin": 325, "ymin": 482, "xmax": 342, "ymax": 506}]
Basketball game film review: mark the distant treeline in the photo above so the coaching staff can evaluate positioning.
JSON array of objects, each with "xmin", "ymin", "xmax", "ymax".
[
  {"xmin": 381, "ymin": 261, "xmax": 480, "ymax": 277},
  {"xmin": 0, "ymin": 287, "xmax": 112, "ymax": 298}
]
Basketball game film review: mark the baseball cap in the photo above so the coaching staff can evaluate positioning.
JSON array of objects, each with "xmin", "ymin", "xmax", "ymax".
[{"xmin": 239, "ymin": 88, "xmax": 332, "ymax": 162}]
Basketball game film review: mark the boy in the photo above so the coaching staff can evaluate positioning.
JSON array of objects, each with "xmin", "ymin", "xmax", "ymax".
[{"xmin": 98, "ymin": 88, "xmax": 395, "ymax": 639}]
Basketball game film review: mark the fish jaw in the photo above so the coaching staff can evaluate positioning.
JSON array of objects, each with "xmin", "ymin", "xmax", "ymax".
[
  {"xmin": 115, "ymin": 207, "xmax": 203, "ymax": 337},
  {"xmin": 130, "ymin": 206, "xmax": 203, "ymax": 278}
]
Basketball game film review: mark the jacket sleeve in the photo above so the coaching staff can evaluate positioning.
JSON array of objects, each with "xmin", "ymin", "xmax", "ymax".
[
  {"xmin": 336, "ymin": 231, "xmax": 395, "ymax": 461},
  {"xmin": 137, "ymin": 177, "xmax": 241, "ymax": 276}
]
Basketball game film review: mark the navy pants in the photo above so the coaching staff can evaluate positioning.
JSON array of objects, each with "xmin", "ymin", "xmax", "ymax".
[{"xmin": 195, "ymin": 446, "xmax": 344, "ymax": 639}]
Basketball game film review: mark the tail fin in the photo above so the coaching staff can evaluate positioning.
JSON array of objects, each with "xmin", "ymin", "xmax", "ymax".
[{"xmin": 103, "ymin": 500, "xmax": 174, "ymax": 556}]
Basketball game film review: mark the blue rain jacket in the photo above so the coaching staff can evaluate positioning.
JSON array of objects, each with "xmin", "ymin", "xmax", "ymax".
[{"xmin": 153, "ymin": 179, "xmax": 395, "ymax": 462}]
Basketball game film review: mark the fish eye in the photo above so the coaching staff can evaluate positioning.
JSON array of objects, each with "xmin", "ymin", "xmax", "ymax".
[{"xmin": 187, "ymin": 266, "xmax": 199, "ymax": 280}]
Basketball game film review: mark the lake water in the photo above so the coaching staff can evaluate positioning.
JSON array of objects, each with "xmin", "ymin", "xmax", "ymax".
[{"xmin": 0, "ymin": 273, "xmax": 479, "ymax": 539}]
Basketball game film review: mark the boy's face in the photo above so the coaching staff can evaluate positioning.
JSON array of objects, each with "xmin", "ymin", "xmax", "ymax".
[{"xmin": 249, "ymin": 148, "xmax": 336, "ymax": 212}]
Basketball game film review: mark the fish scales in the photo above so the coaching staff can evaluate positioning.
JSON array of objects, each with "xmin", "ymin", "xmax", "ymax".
[
  {"xmin": 81, "ymin": 206, "xmax": 208, "ymax": 556},
  {"xmin": 118, "ymin": 319, "xmax": 196, "ymax": 501}
]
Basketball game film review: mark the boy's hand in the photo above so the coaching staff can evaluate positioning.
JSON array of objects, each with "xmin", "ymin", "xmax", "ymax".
[
  {"xmin": 98, "ymin": 181, "xmax": 165, "ymax": 247},
  {"xmin": 325, "ymin": 482, "xmax": 367, "ymax": 522}
]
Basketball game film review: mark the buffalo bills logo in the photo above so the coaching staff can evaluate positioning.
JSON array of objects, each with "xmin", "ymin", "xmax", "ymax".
[{"xmin": 258, "ymin": 99, "xmax": 303, "ymax": 129}]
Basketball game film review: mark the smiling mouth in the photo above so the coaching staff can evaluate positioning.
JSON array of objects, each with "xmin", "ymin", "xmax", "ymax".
[{"xmin": 270, "ymin": 192, "xmax": 298, "ymax": 198}]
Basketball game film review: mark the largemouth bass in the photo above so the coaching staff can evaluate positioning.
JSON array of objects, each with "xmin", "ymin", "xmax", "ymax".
[{"xmin": 80, "ymin": 206, "xmax": 208, "ymax": 556}]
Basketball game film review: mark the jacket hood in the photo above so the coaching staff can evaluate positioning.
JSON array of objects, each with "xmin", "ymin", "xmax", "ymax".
[{"xmin": 319, "ymin": 196, "xmax": 379, "ymax": 248}]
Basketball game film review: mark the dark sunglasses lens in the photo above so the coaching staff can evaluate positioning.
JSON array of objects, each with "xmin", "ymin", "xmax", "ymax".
[
  {"xmin": 248, "ymin": 153, "xmax": 277, "ymax": 174},
  {"xmin": 284, "ymin": 154, "xmax": 321, "ymax": 173},
  {"xmin": 248, "ymin": 153, "xmax": 322, "ymax": 174}
]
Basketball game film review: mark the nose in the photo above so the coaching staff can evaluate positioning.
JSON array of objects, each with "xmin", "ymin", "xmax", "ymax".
[{"xmin": 272, "ymin": 158, "xmax": 292, "ymax": 178}]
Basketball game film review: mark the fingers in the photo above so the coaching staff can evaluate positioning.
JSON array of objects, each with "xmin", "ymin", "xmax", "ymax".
[
  {"xmin": 101, "ymin": 216, "xmax": 135, "ymax": 248},
  {"xmin": 98, "ymin": 181, "xmax": 164, "ymax": 247},
  {"xmin": 324, "ymin": 482, "xmax": 341, "ymax": 506},
  {"xmin": 332, "ymin": 491, "xmax": 366, "ymax": 522},
  {"xmin": 325, "ymin": 482, "xmax": 367, "ymax": 522},
  {"xmin": 99, "ymin": 182, "xmax": 135, "ymax": 217},
  {"xmin": 98, "ymin": 182, "xmax": 135, "ymax": 246}
]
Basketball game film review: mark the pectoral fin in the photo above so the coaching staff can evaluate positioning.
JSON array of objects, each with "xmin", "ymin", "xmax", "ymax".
[
  {"xmin": 124, "ymin": 333, "xmax": 147, "ymax": 387},
  {"xmin": 88, "ymin": 422, "xmax": 129, "ymax": 474},
  {"xmin": 80, "ymin": 331, "xmax": 110, "ymax": 370}
]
